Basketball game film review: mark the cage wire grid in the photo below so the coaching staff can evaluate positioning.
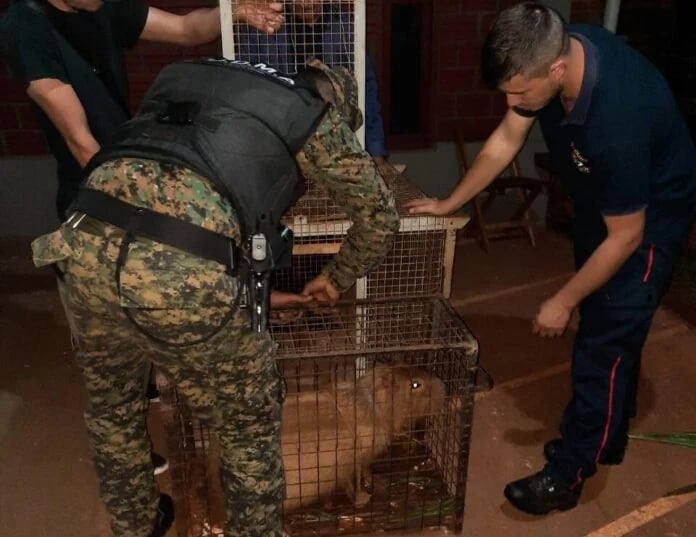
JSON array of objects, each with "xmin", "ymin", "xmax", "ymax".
[
  {"xmin": 283, "ymin": 169, "xmax": 469, "ymax": 299},
  {"xmin": 159, "ymin": 298, "xmax": 478, "ymax": 537},
  {"xmin": 228, "ymin": 0, "xmax": 356, "ymax": 73},
  {"xmin": 160, "ymin": 2, "xmax": 477, "ymax": 535}
]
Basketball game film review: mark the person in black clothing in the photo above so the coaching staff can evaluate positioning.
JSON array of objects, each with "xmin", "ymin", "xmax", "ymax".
[{"xmin": 1, "ymin": 0, "xmax": 285, "ymax": 219}]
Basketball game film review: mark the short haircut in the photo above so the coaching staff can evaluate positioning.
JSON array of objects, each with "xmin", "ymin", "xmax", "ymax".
[{"xmin": 481, "ymin": 2, "xmax": 569, "ymax": 88}]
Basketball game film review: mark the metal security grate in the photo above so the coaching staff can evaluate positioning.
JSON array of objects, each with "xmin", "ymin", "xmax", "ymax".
[{"xmin": 160, "ymin": 298, "xmax": 478, "ymax": 537}]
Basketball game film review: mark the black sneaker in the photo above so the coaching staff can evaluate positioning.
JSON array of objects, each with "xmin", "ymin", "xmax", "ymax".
[
  {"xmin": 147, "ymin": 382, "xmax": 161, "ymax": 403},
  {"xmin": 504, "ymin": 470, "xmax": 582, "ymax": 515},
  {"xmin": 543, "ymin": 437, "xmax": 626, "ymax": 465},
  {"xmin": 151, "ymin": 452, "xmax": 169, "ymax": 476},
  {"xmin": 149, "ymin": 493, "xmax": 174, "ymax": 537}
]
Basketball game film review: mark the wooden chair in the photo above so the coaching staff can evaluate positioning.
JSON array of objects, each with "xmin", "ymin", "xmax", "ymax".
[{"xmin": 455, "ymin": 130, "xmax": 548, "ymax": 253}]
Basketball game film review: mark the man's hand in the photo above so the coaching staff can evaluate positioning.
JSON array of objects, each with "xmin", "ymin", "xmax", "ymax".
[
  {"xmin": 269, "ymin": 290, "xmax": 311, "ymax": 325},
  {"xmin": 532, "ymin": 294, "xmax": 573, "ymax": 338},
  {"xmin": 235, "ymin": 1, "xmax": 284, "ymax": 34},
  {"xmin": 301, "ymin": 274, "xmax": 340, "ymax": 305},
  {"xmin": 403, "ymin": 197, "xmax": 453, "ymax": 216},
  {"xmin": 270, "ymin": 290, "xmax": 312, "ymax": 308}
]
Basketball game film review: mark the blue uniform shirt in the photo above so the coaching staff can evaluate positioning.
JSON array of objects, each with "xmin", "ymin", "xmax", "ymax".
[{"xmin": 537, "ymin": 24, "xmax": 696, "ymax": 255}]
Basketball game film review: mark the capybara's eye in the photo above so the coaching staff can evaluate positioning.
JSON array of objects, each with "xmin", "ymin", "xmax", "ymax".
[{"xmin": 411, "ymin": 380, "xmax": 422, "ymax": 390}]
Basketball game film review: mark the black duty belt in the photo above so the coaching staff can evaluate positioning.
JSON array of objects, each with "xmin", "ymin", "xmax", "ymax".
[{"xmin": 70, "ymin": 188, "xmax": 240, "ymax": 275}]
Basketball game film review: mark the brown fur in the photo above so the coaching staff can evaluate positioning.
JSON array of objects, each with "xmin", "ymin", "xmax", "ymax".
[{"xmin": 281, "ymin": 363, "xmax": 446, "ymax": 510}]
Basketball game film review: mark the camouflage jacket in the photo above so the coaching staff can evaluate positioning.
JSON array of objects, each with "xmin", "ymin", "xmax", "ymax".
[{"xmin": 67, "ymin": 102, "xmax": 398, "ymax": 295}]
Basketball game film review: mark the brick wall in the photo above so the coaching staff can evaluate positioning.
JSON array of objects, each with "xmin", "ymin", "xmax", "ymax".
[
  {"xmin": 430, "ymin": 0, "xmax": 519, "ymax": 142},
  {"xmin": 367, "ymin": 0, "xmax": 524, "ymax": 144},
  {"xmin": 1, "ymin": 0, "xmax": 524, "ymax": 156},
  {"xmin": 2, "ymin": 0, "xmax": 676, "ymax": 157}
]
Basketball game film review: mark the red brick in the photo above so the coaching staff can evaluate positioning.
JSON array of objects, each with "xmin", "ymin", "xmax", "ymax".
[
  {"xmin": 124, "ymin": 55, "xmax": 144, "ymax": 74},
  {"xmin": 437, "ymin": 0, "xmax": 463, "ymax": 15},
  {"xmin": 141, "ymin": 53, "xmax": 188, "ymax": 73},
  {"xmin": 458, "ymin": 41, "xmax": 483, "ymax": 67},
  {"xmin": 480, "ymin": 12, "xmax": 498, "ymax": 35},
  {"xmin": 491, "ymin": 93, "xmax": 508, "ymax": 115},
  {"xmin": 187, "ymin": 40, "xmax": 222, "ymax": 57},
  {"xmin": 475, "ymin": 116, "xmax": 505, "ymax": 135},
  {"xmin": 461, "ymin": 0, "xmax": 499, "ymax": 13},
  {"xmin": 0, "ymin": 58, "xmax": 11, "ymax": 79},
  {"xmin": 435, "ymin": 118, "xmax": 466, "ymax": 141},
  {"xmin": 438, "ymin": 15, "xmax": 478, "ymax": 42},
  {"xmin": 435, "ymin": 94, "xmax": 459, "ymax": 117},
  {"xmin": 0, "ymin": 78, "xmax": 28, "ymax": 102},
  {"xmin": 471, "ymin": 68, "xmax": 492, "ymax": 91},
  {"xmin": 17, "ymin": 105, "xmax": 40, "ymax": 130},
  {"xmin": 438, "ymin": 44, "xmax": 462, "ymax": 66},
  {"xmin": 0, "ymin": 105, "xmax": 20, "ymax": 130},
  {"xmin": 4, "ymin": 130, "xmax": 49, "ymax": 156},
  {"xmin": 457, "ymin": 92, "xmax": 492, "ymax": 117},
  {"xmin": 439, "ymin": 68, "xmax": 477, "ymax": 92}
]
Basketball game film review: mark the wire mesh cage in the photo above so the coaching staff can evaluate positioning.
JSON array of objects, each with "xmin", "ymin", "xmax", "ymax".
[
  {"xmin": 228, "ymin": 0, "xmax": 357, "ymax": 74},
  {"xmin": 159, "ymin": 297, "xmax": 478, "ymax": 536},
  {"xmin": 285, "ymin": 168, "xmax": 469, "ymax": 299},
  {"xmin": 157, "ymin": 5, "xmax": 477, "ymax": 537},
  {"xmin": 220, "ymin": 0, "xmax": 365, "ymax": 143}
]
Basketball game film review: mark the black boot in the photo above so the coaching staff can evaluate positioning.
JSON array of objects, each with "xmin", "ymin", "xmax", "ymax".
[
  {"xmin": 543, "ymin": 437, "xmax": 626, "ymax": 465},
  {"xmin": 504, "ymin": 470, "xmax": 582, "ymax": 515},
  {"xmin": 149, "ymin": 494, "xmax": 174, "ymax": 537}
]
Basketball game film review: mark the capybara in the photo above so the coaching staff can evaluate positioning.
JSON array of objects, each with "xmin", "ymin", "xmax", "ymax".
[{"xmin": 282, "ymin": 363, "xmax": 446, "ymax": 510}]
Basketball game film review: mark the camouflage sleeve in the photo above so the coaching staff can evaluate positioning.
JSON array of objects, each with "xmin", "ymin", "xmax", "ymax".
[{"xmin": 296, "ymin": 107, "xmax": 400, "ymax": 293}]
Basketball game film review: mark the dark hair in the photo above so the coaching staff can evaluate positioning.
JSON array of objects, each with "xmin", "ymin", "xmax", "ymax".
[
  {"xmin": 481, "ymin": 2, "xmax": 569, "ymax": 88},
  {"xmin": 293, "ymin": 66, "xmax": 336, "ymax": 104}
]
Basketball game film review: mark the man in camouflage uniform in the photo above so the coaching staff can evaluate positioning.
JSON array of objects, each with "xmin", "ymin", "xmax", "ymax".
[{"xmin": 31, "ymin": 60, "xmax": 399, "ymax": 537}]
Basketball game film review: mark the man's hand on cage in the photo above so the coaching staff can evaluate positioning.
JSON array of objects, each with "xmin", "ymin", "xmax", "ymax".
[
  {"xmin": 270, "ymin": 290, "xmax": 312, "ymax": 308},
  {"xmin": 403, "ymin": 197, "xmax": 452, "ymax": 216},
  {"xmin": 234, "ymin": 2, "xmax": 285, "ymax": 34},
  {"xmin": 269, "ymin": 291, "xmax": 311, "ymax": 325},
  {"xmin": 301, "ymin": 274, "xmax": 340, "ymax": 306}
]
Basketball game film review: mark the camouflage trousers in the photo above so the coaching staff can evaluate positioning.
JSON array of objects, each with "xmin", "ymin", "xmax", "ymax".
[{"xmin": 33, "ymin": 221, "xmax": 285, "ymax": 537}]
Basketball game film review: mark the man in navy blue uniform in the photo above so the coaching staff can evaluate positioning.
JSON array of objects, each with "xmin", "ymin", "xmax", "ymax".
[{"xmin": 406, "ymin": 1, "xmax": 696, "ymax": 515}]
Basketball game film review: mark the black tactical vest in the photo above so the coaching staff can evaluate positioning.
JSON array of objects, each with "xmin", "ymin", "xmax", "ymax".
[{"xmin": 89, "ymin": 59, "xmax": 329, "ymax": 243}]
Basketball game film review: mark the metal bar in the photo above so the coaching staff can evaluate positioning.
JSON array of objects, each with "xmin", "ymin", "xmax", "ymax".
[{"xmin": 603, "ymin": 0, "xmax": 622, "ymax": 33}]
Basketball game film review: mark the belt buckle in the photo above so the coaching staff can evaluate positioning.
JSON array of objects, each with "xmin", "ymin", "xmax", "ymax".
[{"xmin": 65, "ymin": 211, "xmax": 87, "ymax": 229}]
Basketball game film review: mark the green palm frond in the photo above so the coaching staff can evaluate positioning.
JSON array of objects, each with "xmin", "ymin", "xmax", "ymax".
[
  {"xmin": 628, "ymin": 431, "xmax": 696, "ymax": 498},
  {"xmin": 628, "ymin": 432, "xmax": 696, "ymax": 449}
]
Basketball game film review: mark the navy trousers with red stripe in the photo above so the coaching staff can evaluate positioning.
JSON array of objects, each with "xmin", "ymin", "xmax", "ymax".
[{"xmin": 547, "ymin": 240, "xmax": 678, "ymax": 486}]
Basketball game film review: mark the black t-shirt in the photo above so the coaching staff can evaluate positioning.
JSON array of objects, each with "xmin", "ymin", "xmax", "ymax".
[
  {"xmin": 40, "ymin": 0, "xmax": 147, "ymax": 110},
  {"xmin": 537, "ymin": 25, "xmax": 696, "ymax": 254},
  {"xmin": 2, "ymin": 0, "xmax": 148, "ymax": 217}
]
